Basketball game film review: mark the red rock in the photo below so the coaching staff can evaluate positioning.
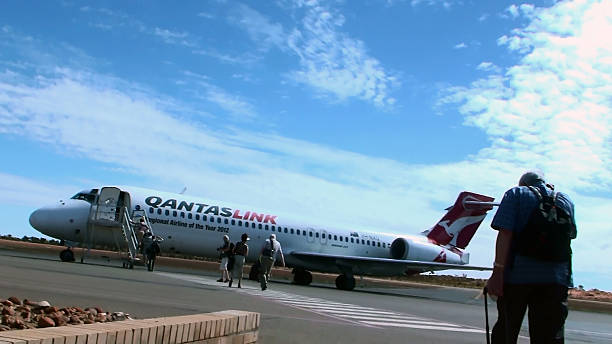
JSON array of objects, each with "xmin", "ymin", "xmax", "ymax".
[
  {"xmin": 74, "ymin": 307, "xmax": 84, "ymax": 313},
  {"xmin": 85, "ymin": 307, "xmax": 97, "ymax": 316},
  {"xmin": 83, "ymin": 319, "xmax": 94, "ymax": 324},
  {"xmin": 38, "ymin": 316, "xmax": 55, "ymax": 328},
  {"xmin": 1, "ymin": 308, "xmax": 15, "ymax": 316},
  {"xmin": 45, "ymin": 306, "xmax": 59, "ymax": 314},
  {"xmin": 0, "ymin": 300, "xmax": 12, "ymax": 307},
  {"xmin": 7, "ymin": 297, "xmax": 21, "ymax": 305},
  {"xmin": 94, "ymin": 307, "xmax": 103, "ymax": 314}
]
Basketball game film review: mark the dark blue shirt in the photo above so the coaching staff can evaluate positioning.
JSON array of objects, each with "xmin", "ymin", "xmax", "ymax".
[{"xmin": 491, "ymin": 182, "xmax": 577, "ymax": 286}]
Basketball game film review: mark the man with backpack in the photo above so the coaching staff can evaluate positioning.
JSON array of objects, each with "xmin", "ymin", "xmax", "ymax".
[
  {"xmin": 259, "ymin": 234, "xmax": 285, "ymax": 291},
  {"xmin": 486, "ymin": 171, "xmax": 577, "ymax": 343},
  {"xmin": 229, "ymin": 233, "xmax": 249, "ymax": 288}
]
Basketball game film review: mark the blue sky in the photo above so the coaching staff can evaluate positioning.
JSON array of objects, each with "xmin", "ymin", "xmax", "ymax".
[{"xmin": 1, "ymin": 0, "xmax": 611, "ymax": 290}]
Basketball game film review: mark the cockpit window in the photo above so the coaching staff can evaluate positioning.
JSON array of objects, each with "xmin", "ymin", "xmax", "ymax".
[{"xmin": 70, "ymin": 189, "xmax": 97, "ymax": 203}]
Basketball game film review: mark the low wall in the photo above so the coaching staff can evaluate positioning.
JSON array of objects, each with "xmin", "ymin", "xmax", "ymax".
[{"xmin": 0, "ymin": 310, "xmax": 259, "ymax": 344}]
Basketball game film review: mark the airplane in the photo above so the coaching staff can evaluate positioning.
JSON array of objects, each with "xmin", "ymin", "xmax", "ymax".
[{"xmin": 28, "ymin": 186, "xmax": 497, "ymax": 290}]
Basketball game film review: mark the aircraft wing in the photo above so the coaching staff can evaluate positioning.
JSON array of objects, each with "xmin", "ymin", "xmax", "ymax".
[{"xmin": 290, "ymin": 251, "xmax": 492, "ymax": 274}]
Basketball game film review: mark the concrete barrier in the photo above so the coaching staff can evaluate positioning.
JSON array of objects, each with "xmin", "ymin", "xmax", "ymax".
[{"xmin": 0, "ymin": 310, "xmax": 259, "ymax": 344}]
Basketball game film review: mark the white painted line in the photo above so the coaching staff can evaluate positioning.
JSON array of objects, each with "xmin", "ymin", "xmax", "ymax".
[
  {"xmin": 360, "ymin": 321, "xmax": 485, "ymax": 334},
  {"xmin": 335, "ymin": 314, "xmax": 429, "ymax": 322},
  {"xmin": 311, "ymin": 308, "xmax": 401, "ymax": 316},
  {"xmin": 279, "ymin": 301, "xmax": 380, "ymax": 312}
]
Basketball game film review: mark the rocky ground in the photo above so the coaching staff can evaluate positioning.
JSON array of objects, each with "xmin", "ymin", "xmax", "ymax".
[{"xmin": 0, "ymin": 296, "xmax": 130, "ymax": 331}]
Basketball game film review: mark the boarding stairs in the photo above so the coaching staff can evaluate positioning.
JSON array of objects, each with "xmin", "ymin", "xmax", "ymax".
[{"xmin": 81, "ymin": 187, "xmax": 154, "ymax": 269}]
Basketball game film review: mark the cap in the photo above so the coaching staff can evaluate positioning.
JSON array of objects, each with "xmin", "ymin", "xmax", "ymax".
[
  {"xmin": 241, "ymin": 233, "xmax": 250, "ymax": 241},
  {"xmin": 223, "ymin": 235, "xmax": 229, "ymax": 241},
  {"xmin": 270, "ymin": 234, "xmax": 276, "ymax": 240},
  {"xmin": 518, "ymin": 171, "xmax": 545, "ymax": 186}
]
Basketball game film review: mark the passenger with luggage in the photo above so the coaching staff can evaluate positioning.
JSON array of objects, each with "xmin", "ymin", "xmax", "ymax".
[
  {"xmin": 217, "ymin": 235, "xmax": 233, "ymax": 282},
  {"xmin": 228, "ymin": 233, "xmax": 249, "ymax": 288},
  {"xmin": 486, "ymin": 171, "xmax": 576, "ymax": 343},
  {"xmin": 259, "ymin": 234, "xmax": 285, "ymax": 291},
  {"xmin": 142, "ymin": 232, "xmax": 163, "ymax": 271}
]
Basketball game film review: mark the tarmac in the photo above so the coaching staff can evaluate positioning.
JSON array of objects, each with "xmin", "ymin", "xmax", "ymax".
[{"xmin": 1, "ymin": 241, "xmax": 611, "ymax": 343}]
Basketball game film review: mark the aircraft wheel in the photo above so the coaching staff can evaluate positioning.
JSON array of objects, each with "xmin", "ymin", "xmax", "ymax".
[
  {"xmin": 249, "ymin": 261, "xmax": 260, "ymax": 281},
  {"xmin": 293, "ymin": 268, "xmax": 313, "ymax": 285},
  {"xmin": 335, "ymin": 274, "xmax": 355, "ymax": 291},
  {"xmin": 59, "ymin": 249, "xmax": 75, "ymax": 262}
]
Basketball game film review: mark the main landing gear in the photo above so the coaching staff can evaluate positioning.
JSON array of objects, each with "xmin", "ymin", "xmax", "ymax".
[
  {"xmin": 292, "ymin": 268, "xmax": 313, "ymax": 286},
  {"xmin": 335, "ymin": 274, "xmax": 356, "ymax": 291}
]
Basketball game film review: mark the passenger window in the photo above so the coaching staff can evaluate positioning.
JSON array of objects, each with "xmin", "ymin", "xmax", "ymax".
[
  {"xmin": 378, "ymin": 242, "xmax": 381, "ymax": 247},
  {"xmin": 362, "ymin": 239, "xmax": 365, "ymax": 244},
  {"xmin": 231, "ymin": 219, "xmax": 235, "ymax": 225},
  {"xmin": 316, "ymin": 232, "xmax": 319, "ymax": 238},
  {"xmin": 351, "ymin": 238, "xmax": 354, "ymax": 243},
  {"xmin": 210, "ymin": 217, "xmax": 214, "ymax": 223},
  {"xmin": 165, "ymin": 210, "xmax": 169, "ymax": 216},
  {"xmin": 367, "ymin": 240, "xmax": 370, "ymax": 245},
  {"xmin": 303, "ymin": 231, "xmax": 306, "ymax": 236},
  {"xmin": 149, "ymin": 207, "xmax": 153, "ymax": 213},
  {"xmin": 322, "ymin": 233, "xmax": 326, "ymax": 239},
  {"xmin": 284, "ymin": 228, "xmax": 288, "ymax": 233},
  {"xmin": 383, "ymin": 243, "xmax": 386, "ymax": 248},
  {"xmin": 157, "ymin": 209, "xmax": 162, "ymax": 215},
  {"xmin": 188, "ymin": 213, "xmax": 192, "ymax": 219},
  {"xmin": 334, "ymin": 235, "xmax": 337, "ymax": 240},
  {"xmin": 266, "ymin": 225, "xmax": 269, "ymax": 230},
  {"xmin": 309, "ymin": 231, "xmax": 313, "ymax": 237},
  {"xmin": 224, "ymin": 219, "xmax": 228, "ymax": 224},
  {"xmin": 195, "ymin": 214, "xmax": 200, "ymax": 220},
  {"xmin": 180, "ymin": 212, "xmax": 185, "ymax": 218},
  {"xmin": 291, "ymin": 228, "xmax": 294, "ymax": 234},
  {"xmin": 217, "ymin": 218, "xmax": 221, "ymax": 223},
  {"xmin": 203, "ymin": 215, "xmax": 207, "ymax": 221},
  {"xmin": 251, "ymin": 223, "xmax": 255, "ymax": 228},
  {"xmin": 297, "ymin": 229, "xmax": 300, "ymax": 235},
  {"xmin": 173, "ymin": 211, "xmax": 177, "ymax": 217}
]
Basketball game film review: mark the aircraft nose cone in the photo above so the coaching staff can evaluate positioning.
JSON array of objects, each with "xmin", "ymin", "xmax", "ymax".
[{"xmin": 29, "ymin": 208, "xmax": 44, "ymax": 230}]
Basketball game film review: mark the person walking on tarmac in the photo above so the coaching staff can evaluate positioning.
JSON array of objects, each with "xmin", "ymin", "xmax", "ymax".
[
  {"xmin": 486, "ymin": 171, "xmax": 576, "ymax": 343},
  {"xmin": 141, "ymin": 230, "xmax": 163, "ymax": 271},
  {"xmin": 229, "ymin": 233, "xmax": 249, "ymax": 288},
  {"xmin": 259, "ymin": 233, "xmax": 285, "ymax": 291},
  {"xmin": 217, "ymin": 235, "xmax": 233, "ymax": 282}
]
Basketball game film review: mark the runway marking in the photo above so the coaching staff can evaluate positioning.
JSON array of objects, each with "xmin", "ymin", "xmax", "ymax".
[
  {"xmin": 360, "ymin": 321, "xmax": 485, "ymax": 333},
  {"xmin": 158, "ymin": 272, "xmax": 486, "ymax": 334}
]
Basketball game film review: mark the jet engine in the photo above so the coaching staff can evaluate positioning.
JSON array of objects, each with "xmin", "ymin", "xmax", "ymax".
[{"xmin": 390, "ymin": 238, "xmax": 410, "ymax": 260}]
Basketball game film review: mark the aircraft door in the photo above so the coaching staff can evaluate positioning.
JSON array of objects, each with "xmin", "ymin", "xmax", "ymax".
[
  {"xmin": 306, "ymin": 227, "xmax": 316, "ymax": 244},
  {"xmin": 94, "ymin": 187, "xmax": 122, "ymax": 223},
  {"xmin": 320, "ymin": 229, "xmax": 328, "ymax": 245}
]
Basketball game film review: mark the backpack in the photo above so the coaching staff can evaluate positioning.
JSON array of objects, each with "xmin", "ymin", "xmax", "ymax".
[
  {"xmin": 234, "ymin": 241, "xmax": 248, "ymax": 256},
  {"xmin": 515, "ymin": 186, "xmax": 573, "ymax": 262}
]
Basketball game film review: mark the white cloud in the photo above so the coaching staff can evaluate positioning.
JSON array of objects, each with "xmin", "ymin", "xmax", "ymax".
[
  {"xmin": 231, "ymin": 2, "xmax": 399, "ymax": 109},
  {"xmin": 197, "ymin": 12, "xmax": 215, "ymax": 19},
  {"xmin": 476, "ymin": 61, "xmax": 501, "ymax": 74},
  {"xmin": 285, "ymin": 1, "xmax": 399, "ymax": 108},
  {"xmin": 230, "ymin": 4, "xmax": 286, "ymax": 51},
  {"xmin": 153, "ymin": 27, "xmax": 197, "ymax": 47},
  {"xmin": 507, "ymin": 4, "xmax": 520, "ymax": 19},
  {"xmin": 454, "ymin": 42, "xmax": 467, "ymax": 49},
  {"xmin": 410, "ymin": 0, "xmax": 453, "ymax": 9}
]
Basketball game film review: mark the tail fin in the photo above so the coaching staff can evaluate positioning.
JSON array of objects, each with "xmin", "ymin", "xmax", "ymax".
[{"xmin": 423, "ymin": 192, "xmax": 496, "ymax": 249}]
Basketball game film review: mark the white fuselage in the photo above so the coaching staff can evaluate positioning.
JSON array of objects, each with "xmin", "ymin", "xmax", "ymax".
[{"xmin": 29, "ymin": 186, "xmax": 467, "ymax": 276}]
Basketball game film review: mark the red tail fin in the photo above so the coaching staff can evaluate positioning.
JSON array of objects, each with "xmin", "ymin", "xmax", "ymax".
[{"xmin": 424, "ymin": 192, "xmax": 496, "ymax": 249}]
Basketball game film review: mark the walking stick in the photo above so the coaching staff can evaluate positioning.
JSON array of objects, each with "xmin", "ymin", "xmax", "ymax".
[{"xmin": 484, "ymin": 286, "xmax": 491, "ymax": 344}]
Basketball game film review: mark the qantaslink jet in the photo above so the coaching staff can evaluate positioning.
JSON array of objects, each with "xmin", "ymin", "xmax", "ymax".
[{"xmin": 29, "ymin": 186, "xmax": 497, "ymax": 291}]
